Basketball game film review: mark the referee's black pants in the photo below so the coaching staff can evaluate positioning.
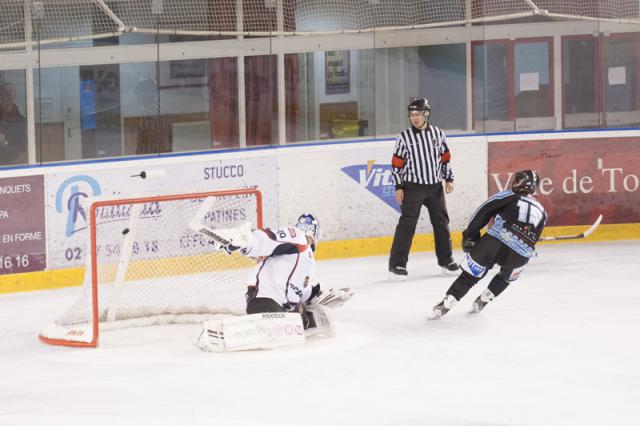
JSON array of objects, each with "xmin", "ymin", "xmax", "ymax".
[{"xmin": 389, "ymin": 181, "xmax": 453, "ymax": 270}]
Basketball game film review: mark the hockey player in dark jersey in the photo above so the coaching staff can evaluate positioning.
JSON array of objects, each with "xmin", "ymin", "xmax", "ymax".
[{"xmin": 429, "ymin": 170, "xmax": 547, "ymax": 319}]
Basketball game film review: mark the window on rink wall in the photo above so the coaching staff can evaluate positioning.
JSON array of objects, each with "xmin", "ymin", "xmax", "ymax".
[
  {"xmin": 208, "ymin": 57, "xmax": 239, "ymax": 149},
  {"xmin": 473, "ymin": 37, "xmax": 553, "ymax": 133},
  {"xmin": 0, "ymin": 69, "xmax": 27, "ymax": 167},
  {"xmin": 562, "ymin": 36, "xmax": 601, "ymax": 129},
  {"xmin": 603, "ymin": 33, "xmax": 640, "ymax": 128},
  {"xmin": 285, "ymin": 52, "xmax": 315, "ymax": 143},
  {"xmin": 33, "ymin": 59, "xmax": 229, "ymax": 163},
  {"xmin": 513, "ymin": 39, "xmax": 554, "ymax": 131},
  {"xmin": 473, "ymin": 41, "xmax": 509, "ymax": 132},
  {"xmin": 563, "ymin": 32, "xmax": 640, "ymax": 130},
  {"xmin": 286, "ymin": 49, "xmax": 375, "ymax": 143},
  {"xmin": 245, "ymin": 55, "xmax": 279, "ymax": 147},
  {"xmin": 417, "ymin": 44, "xmax": 467, "ymax": 132},
  {"xmin": 373, "ymin": 44, "xmax": 467, "ymax": 138},
  {"xmin": 35, "ymin": 65, "xmax": 123, "ymax": 162}
]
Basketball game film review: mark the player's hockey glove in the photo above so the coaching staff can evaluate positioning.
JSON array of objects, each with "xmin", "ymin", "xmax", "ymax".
[
  {"xmin": 222, "ymin": 243, "xmax": 241, "ymax": 255},
  {"xmin": 245, "ymin": 285, "xmax": 257, "ymax": 303},
  {"xmin": 210, "ymin": 221, "xmax": 254, "ymax": 254},
  {"xmin": 461, "ymin": 232, "xmax": 477, "ymax": 253}
]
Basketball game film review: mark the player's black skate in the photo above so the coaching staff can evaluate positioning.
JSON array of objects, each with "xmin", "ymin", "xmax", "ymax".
[
  {"xmin": 471, "ymin": 296, "xmax": 488, "ymax": 313},
  {"xmin": 470, "ymin": 289, "xmax": 494, "ymax": 313},
  {"xmin": 440, "ymin": 261, "xmax": 460, "ymax": 276},
  {"xmin": 429, "ymin": 295, "xmax": 457, "ymax": 320},
  {"xmin": 388, "ymin": 266, "xmax": 408, "ymax": 281}
]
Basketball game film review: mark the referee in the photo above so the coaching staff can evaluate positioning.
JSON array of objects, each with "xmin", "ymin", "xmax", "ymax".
[{"xmin": 388, "ymin": 97, "xmax": 460, "ymax": 280}]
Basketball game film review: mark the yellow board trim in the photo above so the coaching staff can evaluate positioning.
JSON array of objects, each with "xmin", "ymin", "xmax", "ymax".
[
  {"xmin": 2, "ymin": 223, "xmax": 639, "ymax": 294},
  {"xmin": 0, "ymin": 267, "xmax": 85, "ymax": 295},
  {"xmin": 315, "ymin": 222, "xmax": 640, "ymax": 259}
]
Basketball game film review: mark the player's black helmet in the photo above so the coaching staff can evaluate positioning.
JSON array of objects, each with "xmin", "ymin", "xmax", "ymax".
[
  {"xmin": 408, "ymin": 97, "xmax": 431, "ymax": 115},
  {"xmin": 512, "ymin": 170, "xmax": 539, "ymax": 195}
]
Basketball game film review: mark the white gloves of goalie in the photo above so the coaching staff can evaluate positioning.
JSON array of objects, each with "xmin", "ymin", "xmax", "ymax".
[
  {"xmin": 307, "ymin": 284, "xmax": 354, "ymax": 309},
  {"xmin": 211, "ymin": 221, "xmax": 254, "ymax": 254}
]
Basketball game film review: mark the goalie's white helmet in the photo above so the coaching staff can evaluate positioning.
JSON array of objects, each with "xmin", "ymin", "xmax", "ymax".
[{"xmin": 296, "ymin": 213, "xmax": 320, "ymax": 243}]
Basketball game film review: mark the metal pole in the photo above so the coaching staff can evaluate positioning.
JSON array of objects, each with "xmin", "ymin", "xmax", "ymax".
[
  {"xmin": 465, "ymin": 0, "xmax": 473, "ymax": 132},
  {"xmin": 237, "ymin": 0, "xmax": 246, "ymax": 148},
  {"xmin": 24, "ymin": 0, "xmax": 37, "ymax": 164},
  {"xmin": 277, "ymin": 0, "xmax": 286, "ymax": 145},
  {"xmin": 153, "ymin": 0, "xmax": 162, "ymax": 154}
]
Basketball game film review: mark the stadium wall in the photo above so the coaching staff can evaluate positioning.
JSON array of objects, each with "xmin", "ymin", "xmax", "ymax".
[{"xmin": 1, "ymin": 129, "xmax": 639, "ymax": 293}]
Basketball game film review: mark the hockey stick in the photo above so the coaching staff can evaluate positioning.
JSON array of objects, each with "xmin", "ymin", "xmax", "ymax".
[
  {"xmin": 188, "ymin": 198, "xmax": 253, "ymax": 250},
  {"xmin": 187, "ymin": 197, "xmax": 231, "ymax": 248},
  {"xmin": 188, "ymin": 220, "xmax": 231, "ymax": 248},
  {"xmin": 540, "ymin": 214, "xmax": 603, "ymax": 241}
]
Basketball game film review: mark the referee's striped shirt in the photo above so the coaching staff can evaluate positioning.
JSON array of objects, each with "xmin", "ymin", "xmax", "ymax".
[{"xmin": 391, "ymin": 124, "xmax": 454, "ymax": 189}]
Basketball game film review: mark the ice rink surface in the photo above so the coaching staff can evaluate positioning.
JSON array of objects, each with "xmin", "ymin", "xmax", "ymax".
[{"xmin": 1, "ymin": 240, "xmax": 639, "ymax": 426}]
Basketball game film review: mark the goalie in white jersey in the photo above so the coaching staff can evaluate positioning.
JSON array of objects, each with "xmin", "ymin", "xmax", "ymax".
[{"xmin": 223, "ymin": 213, "xmax": 352, "ymax": 331}]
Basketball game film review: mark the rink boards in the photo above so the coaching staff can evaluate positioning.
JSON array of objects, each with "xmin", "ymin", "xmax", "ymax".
[{"xmin": 1, "ymin": 129, "xmax": 639, "ymax": 292}]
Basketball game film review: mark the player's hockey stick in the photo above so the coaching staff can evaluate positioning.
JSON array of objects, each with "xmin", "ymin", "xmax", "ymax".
[{"xmin": 540, "ymin": 214, "xmax": 603, "ymax": 241}]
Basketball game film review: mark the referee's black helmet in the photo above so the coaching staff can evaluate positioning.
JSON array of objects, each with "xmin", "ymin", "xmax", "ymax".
[{"xmin": 408, "ymin": 97, "xmax": 431, "ymax": 115}]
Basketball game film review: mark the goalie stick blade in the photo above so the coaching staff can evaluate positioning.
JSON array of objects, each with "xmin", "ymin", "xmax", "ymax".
[{"xmin": 541, "ymin": 214, "xmax": 603, "ymax": 241}]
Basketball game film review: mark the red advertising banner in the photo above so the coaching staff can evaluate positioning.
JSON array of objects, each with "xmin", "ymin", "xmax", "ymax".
[
  {"xmin": 488, "ymin": 137, "xmax": 640, "ymax": 226},
  {"xmin": 0, "ymin": 175, "xmax": 46, "ymax": 274}
]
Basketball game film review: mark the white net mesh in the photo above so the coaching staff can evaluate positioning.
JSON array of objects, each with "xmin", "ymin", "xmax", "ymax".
[
  {"xmin": 536, "ymin": 0, "xmax": 640, "ymax": 20},
  {"xmin": 39, "ymin": 189, "xmax": 261, "ymax": 347},
  {"xmin": 2, "ymin": 1, "xmax": 639, "ymax": 48},
  {"xmin": 0, "ymin": 0, "xmax": 26, "ymax": 47}
]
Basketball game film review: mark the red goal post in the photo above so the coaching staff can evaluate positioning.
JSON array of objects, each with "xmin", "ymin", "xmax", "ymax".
[{"xmin": 39, "ymin": 188, "xmax": 263, "ymax": 348}]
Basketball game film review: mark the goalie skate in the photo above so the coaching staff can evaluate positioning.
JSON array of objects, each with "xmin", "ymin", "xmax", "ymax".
[{"xmin": 304, "ymin": 304, "xmax": 335, "ymax": 338}]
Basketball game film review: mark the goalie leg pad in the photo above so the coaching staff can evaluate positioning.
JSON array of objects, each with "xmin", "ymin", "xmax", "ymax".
[{"xmin": 195, "ymin": 312, "xmax": 305, "ymax": 352}]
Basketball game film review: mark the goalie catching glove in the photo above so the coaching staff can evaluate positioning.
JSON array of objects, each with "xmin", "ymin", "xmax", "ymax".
[{"xmin": 306, "ymin": 284, "xmax": 354, "ymax": 308}]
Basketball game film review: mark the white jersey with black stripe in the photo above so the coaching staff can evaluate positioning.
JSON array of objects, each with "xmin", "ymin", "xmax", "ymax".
[
  {"xmin": 391, "ymin": 124, "xmax": 454, "ymax": 186},
  {"xmin": 243, "ymin": 227, "xmax": 315, "ymax": 307}
]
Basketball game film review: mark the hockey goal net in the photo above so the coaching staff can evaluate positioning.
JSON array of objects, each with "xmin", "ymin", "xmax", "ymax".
[{"xmin": 39, "ymin": 188, "xmax": 262, "ymax": 348}]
